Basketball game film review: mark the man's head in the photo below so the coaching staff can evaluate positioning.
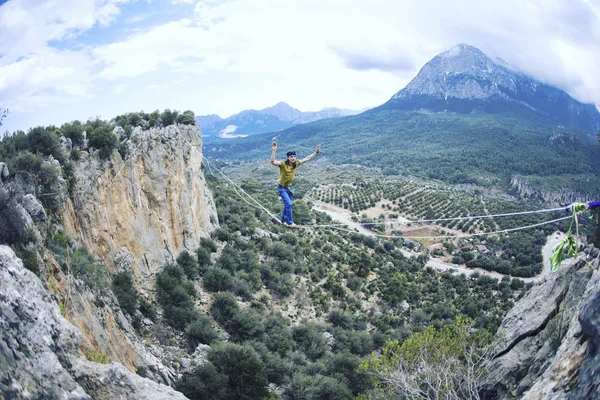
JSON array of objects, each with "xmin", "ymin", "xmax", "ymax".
[{"xmin": 286, "ymin": 151, "xmax": 296, "ymax": 161}]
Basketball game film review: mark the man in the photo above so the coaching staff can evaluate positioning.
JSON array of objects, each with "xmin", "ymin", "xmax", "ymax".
[{"xmin": 270, "ymin": 142, "xmax": 321, "ymax": 228}]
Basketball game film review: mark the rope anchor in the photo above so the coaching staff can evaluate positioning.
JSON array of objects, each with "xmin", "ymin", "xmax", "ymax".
[{"xmin": 550, "ymin": 201, "xmax": 598, "ymax": 272}]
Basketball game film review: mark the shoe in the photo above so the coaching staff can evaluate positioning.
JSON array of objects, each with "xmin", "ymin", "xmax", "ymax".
[
  {"xmin": 281, "ymin": 222, "xmax": 289, "ymax": 227},
  {"xmin": 288, "ymin": 223, "xmax": 297, "ymax": 228}
]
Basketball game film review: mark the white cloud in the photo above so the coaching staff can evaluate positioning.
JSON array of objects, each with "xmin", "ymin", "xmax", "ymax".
[
  {"xmin": 1, "ymin": 0, "xmax": 600, "ymax": 132},
  {"xmin": 0, "ymin": 0, "xmax": 130, "ymax": 57},
  {"xmin": 0, "ymin": 47, "xmax": 95, "ymax": 112}
]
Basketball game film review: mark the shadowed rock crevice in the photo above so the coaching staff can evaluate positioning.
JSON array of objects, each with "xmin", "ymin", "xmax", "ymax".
[{"xmin": 492, "ymin": 282, "xmax": 569, "ymax": 360}]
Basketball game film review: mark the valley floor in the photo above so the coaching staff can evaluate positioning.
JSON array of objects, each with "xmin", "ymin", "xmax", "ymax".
[{"xmin": 310, "ymin": 200, "xmax": 574, "ymax": 283}]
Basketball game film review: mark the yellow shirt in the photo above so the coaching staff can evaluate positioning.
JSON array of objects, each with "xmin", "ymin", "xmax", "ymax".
[{"xmin": 278, "ymin": 160, "xmax": 304, "ymax": 187}]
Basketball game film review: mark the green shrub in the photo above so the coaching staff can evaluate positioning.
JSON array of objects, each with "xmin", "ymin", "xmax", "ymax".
[
  {"xmin": 207, "ymin": 343, "xmax": 268, "ymax": 400},
  {"xmin": 210, "ymin": 292, "xmax": 239, "ymax": 327},
  {"xmin": 161, "ymin": 109, "xmax": 178, "ymax": 126},
  {"xmin": 156, "ymin": 264, "xmax": 198, "ymax": 330},
  {"xmin": 293, "ymin": 323, "xmax": 328, "ymax": 360},
  {"xmin": 203, "ymin": 267, "xmax": 234, "ymax": 292},
  {"xmin": 61, "ymin": 121, "xmax": 84, "ymax": 146},
  {"xmin": 176, "ymin": 362, "xmax": 228, "ymax": 400},
  {"xmin": 186, "ymin": 315, "xmax": 219, "ymax": 349},
  {"xmin": 228, "ymin": 308, "xmax": 264, "ymax": 342},
  {"xmin": 196, "ymin": 247, "xmax": 212, "ymax": 274},
  {"xmin": 200, "ymin": 237, "xmax": 218, "ymax": 252},
  {"xmin": 112, "ymin": 271, "xmax": 138, "ymax": 316},
  {"xmin": 177, "ymin": 250, "xmax": 198, "ymax": 279},
  {"xmin": 88, "ymin": 125, "xmax": 118, "ymax": 160}
]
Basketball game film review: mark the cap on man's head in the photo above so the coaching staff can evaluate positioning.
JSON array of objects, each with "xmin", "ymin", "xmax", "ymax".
[{"xmin": 286, "ymin": 151, "xmax": 296, "ymax": 157}]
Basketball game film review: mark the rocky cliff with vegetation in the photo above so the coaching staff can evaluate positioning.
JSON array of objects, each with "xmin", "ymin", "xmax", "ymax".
[
  {"xmin": 1, "ymin": 112, "xmax": 219, "ymax": 398},
  {"xmin": 1, "ymin": 108, "xmax": 599, "ymax": 399},
  {"xmin": 61, "ymin": 123, "xmax": 217, "ymax": 283}
]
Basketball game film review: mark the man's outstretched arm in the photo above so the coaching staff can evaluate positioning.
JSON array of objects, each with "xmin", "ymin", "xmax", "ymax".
[
  {"xmin": 270, "ymin": 142, "xmax": 281, "ymax": 166},
  {"xmin": 299, "ymin": 145, "xmax": 321, "ymax": 164}
]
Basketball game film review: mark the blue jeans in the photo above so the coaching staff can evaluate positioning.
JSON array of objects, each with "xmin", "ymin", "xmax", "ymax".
[{"xmin": 277, "ymin": 185, "xmax": 294, "ymax": 224}]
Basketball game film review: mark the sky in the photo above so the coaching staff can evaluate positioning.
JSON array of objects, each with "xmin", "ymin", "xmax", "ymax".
[{"xmin": 1, "ymin": 0, "xmax": 600, "ymax": 133}]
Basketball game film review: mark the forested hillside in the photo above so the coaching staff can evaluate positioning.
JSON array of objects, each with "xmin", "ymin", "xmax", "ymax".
[
  {"xmin": 203, "ymin": 110, "xmax": 600, "ymax": 199},
  {"xmin": 2, "ymin": 105, "xmax": 600, "ymax": 399}
]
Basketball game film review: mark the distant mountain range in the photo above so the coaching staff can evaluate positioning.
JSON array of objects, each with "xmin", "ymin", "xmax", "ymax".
[
  {"xmin": 195, "ymin": 102, "xmax": 363, "ymax": 141},
  {"xmin": 203, "ymin": 44, "xmax": 600, "ymax": 197}
]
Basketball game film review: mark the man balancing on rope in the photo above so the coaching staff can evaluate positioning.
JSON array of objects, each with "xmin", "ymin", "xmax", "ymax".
[{"xmin": 270, "ymin": 142, "xmax": 321, "ymax": 228}]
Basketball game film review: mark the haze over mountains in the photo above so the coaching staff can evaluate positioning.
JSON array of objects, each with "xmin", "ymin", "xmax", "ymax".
[{"xmin": 195, "ymin": 102, "xmax": 363, "ymax": 141}]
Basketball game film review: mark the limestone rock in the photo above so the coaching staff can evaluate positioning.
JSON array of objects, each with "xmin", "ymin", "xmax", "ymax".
[
  {"xmin": 61, "ymin": 124, "xmax": 218, "ymax": 286},
  {"xmin": 0, "ymin": 245, "xmax": 188, "ymax": 399},
  {"xmin": 483, "ymin": 253, "xmax": 599, "ymax": 399},
  {"xmin": 114, "ymin": 247, "xmax": 135, "ymax": 273},
  {"xmin": 22, "ymin": 193, "xmax": 47, "ymax": 222},
  {"xmin": 0, "ymin": 162, "xmax": 8, "ymax": 182}
]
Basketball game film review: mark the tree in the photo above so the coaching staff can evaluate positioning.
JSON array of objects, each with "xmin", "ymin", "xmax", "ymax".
[
  {"xmin": 359, "ymin": 317, "xmax": 494, "ymax": 400},
  {"xmin": 112, "ymin": 271, "xmax": 138, "ymax": 316},
  {"xmin": 0, "ymin": 108, "xmax": 7, "ymax": 125},
  {"xmin": 207, "ymin": 343, "xmax": 268, "ymax": 400},
  {"xmin": 176, "ymin": 361, "xmax": 228, "ymax": 400},
  {"xmin": 88, "ymin": 125, "xmax": 118, "ymax": 160},
  {"xmin": 186, "ymin": 315, "xmax": 218, "ymax": 349},
  {"xmin": 177, "ymin": 250, "xmax": 198, "ymax": 279}
]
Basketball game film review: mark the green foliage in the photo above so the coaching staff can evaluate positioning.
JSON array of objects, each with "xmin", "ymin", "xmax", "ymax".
[
  {"xmin": 210, "ymin": 292, "xmax": 240, "ymax": 326},
  {"xmin": 45, "ymin": 229, "xmax": 110, "ymax": 293},
  {"xmin": 61, "ymin": 121, "xmax": 84, "ymax": 146},
  {"xmin": 112, "ymin": 271, "xmax": 138, "ymax": 316},
  {"xmin": 161, "ymin": 109, "xmax": 179, "ymax": 126},
  {"xmin": 287, "ymin": 373, "xmax": 353, "ymax": 400},
  {"xmin": 263, "ymin": 313, "xmax": 294, "ymax": 356},
  {"xmin": 177, "ymin": 250, "xmax": 198, "ymax": 279},
  {"xmin": 293, "ymin": 323, "xmax": 328, "ymax": 360},
  {"xmin": 87, "ymin": 124, "xmax": 118, "ymax": 160},
  {"xmin": 196, "ymin": 247, "xmax": 212, "ymax": 273},
  {"xmin": 176, "ymin": 361, "xmax": 228, "ymax": 400},
  {"xmin": 12, "ymin": 246, "xmax": 39, "ymax": 275},
  {"xmin": 26, "ymin": 126, "xmax": 61, "ymax": 159},
  {"xmin": 200, "ymin": 237, "xmax": 218, "ymax": 252},
  {"xmin": 155, "ymin": 264, "xmax": 198, "ymax": 330},
  {"xmin": 359, "ymin": 317, "xmax": 493, "ymax": 399},
  {"xmin": 83, "ymin": 347, "xmax": 110, "ymax": 364},
  {"xmin": 186, "ymin": 315, "xmax": 219, "ymax": 349},
  {"xmin": 205, "ymin": 343, "xmax": 268, "ymax": 400},
  {"xmin": 177, "ymin": 110, "xmax": 196, "ymax": 125},
  {"xmin": 203, "ymin": 267, "xmax": 234, "ymax": 292}
]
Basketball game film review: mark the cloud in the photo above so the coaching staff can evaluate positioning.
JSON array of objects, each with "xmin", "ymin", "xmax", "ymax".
[
  {"xmin": 0, "ymin": 0, "xmax": 129, "ymax": 57},
  {"xmin": 1, "ymin": 0, "xmax": 600, "ymax": 133},
  {"xmin": 0, "ymin": 47, "xmax": 95, "ymax": 112}
]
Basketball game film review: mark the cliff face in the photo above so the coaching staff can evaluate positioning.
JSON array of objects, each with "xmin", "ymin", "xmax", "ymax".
[
  {"xmin": 482, "ymin": 247, "xmax": 600, "ymax": 399},
  {"xmin": 0, "ymin": 245, "xmax": 187, "ymax": 400},
  {"xmin": 510, "ymin": 176, "xmax": 595, "ymax": 205},
  {"xmin": 61, "ymin": 124, "xmax": 218, "ymax": 282}
]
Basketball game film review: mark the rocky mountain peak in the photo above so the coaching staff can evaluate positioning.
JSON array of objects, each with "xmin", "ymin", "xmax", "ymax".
[
  {"xmin": 392, "ymin": 43, "xmax": 516, "ymax": 101},
  {"xmin": 383, "ymin": 44, "xmax": 600, "ymax": 132},
  {"xmin": 261, "ymin": 101, "xmax": 303, "ymax": 122}
]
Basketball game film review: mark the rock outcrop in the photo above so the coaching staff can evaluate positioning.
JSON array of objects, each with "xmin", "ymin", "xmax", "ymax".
[
  {"xmin": 482, "ymin": 248, "xmax": 600, "ymax": 399},
  {"xmin": 511, "ymin": 176, "xmax": 594, "ymax": 205},
  {"xmin": 61, "ymin": 124, "xmax": 218, "ymax": 284},
  {"xmin": 0, "ymin": 245, "xmax": 188, "ymax": 399}
]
